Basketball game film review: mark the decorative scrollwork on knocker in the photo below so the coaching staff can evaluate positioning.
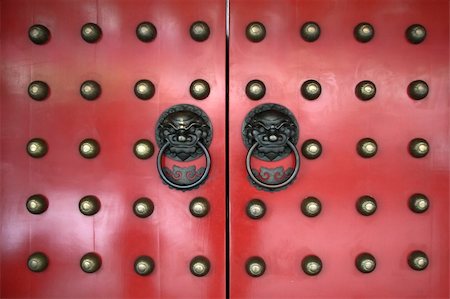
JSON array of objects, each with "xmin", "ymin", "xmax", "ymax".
[
  {"xmin": 155, "ymin": 104, "xmax": 213, "ymax": 191},
  {"xmin": 242, "ymin": 103, "xmax": 300, "ymax": 191}
]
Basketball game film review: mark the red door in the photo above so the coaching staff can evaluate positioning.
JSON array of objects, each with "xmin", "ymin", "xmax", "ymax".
[
  {"xmin": 0, "ymin": 0, "xmax": 226, "ymax": 298},
  {"xmin": 229, "ymin": 0, "xmax": 449, "ymax": 298},
  {"xmin": 1, "ymin": 0, "xmax": 449, "ymax": 298}
]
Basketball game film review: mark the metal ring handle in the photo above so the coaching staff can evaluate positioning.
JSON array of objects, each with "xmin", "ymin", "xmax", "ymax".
[
  {"xmin": 157, "ymin": 141, "xmax": 211, "ymax": 190},
  {"xmin": 246, "ymin": 140, "xmax": 300, "ymax": 190}
]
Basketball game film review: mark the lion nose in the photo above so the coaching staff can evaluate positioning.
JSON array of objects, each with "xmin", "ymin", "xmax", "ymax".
[
  {"xmin": 269, "ymin": 135, "xmax": 278, "ymax": 142},
  {"xmin": 178, "ymin": 135, "xmax": 187, "ymax": 142}
]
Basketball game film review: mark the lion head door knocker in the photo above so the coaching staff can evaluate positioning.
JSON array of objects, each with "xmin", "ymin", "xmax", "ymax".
[
  {"xmin": 242, "ymin": 103, "xmax": 300, "ymax": 191},
  {"xmin": 155, "ymin": 104, "xmax": 213, "ymax": 191}
]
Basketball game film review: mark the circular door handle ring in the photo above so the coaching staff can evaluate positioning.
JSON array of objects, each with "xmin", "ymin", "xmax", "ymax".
[
  {"xmin": 246, "ymin": 140, "xmax": 300, "ymax": 190},
  {"xmin": 157, "ymin": 141, "xmax": 211, "ymax": 190}
]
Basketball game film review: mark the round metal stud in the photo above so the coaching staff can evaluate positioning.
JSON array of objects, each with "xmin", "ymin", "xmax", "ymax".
[
  {"xmin": 301, "ymin": 80, "xmax": 321, "ymax": 100},
  {"xmin": 408, "ymin": 80, "xmax": 429, "ymax": 100},
  {"xmin": 79, "ymin": 195, "xmax": 101, "ymax": 216},
  {"xmin": 357, "ymin": 138, "xmax": 378, "ymax": 158},
  {"xmin": 354, "ymin": 23, "xmax": 375, "ymax": 43},
  {"xmin": 301, "ymin": 139, "xmax": 322, "ymax": 159},
  {"xmin": 28, "ymin": 24, "xmax": 50, "ymax": 45},
  {"xmin": 28, "ymin": 81, "xmax": 49, "ymax": 101},
  {"xmin": 79, "ymin": 138, "xmax": 100, "ymax": 159},
  {"xmin": 27, "ymin": 138, "xmax": 48, "ymax": 158},
  {"xmin": 406, "ymin": 24, "xmax": 426, "ymax": 44},
  {"xmin": 246, "ymin": 256, "xmax": 266, "ymax": 277},
  {"xmin": 26, "ymin": 194, "xmax": 49, "ymax": 215},
  {"xmin": 355, "ymin": 80, "xmax": 376, "ymax": 101},
  {"xmin": 301, "ymin": 197, "xmax": 322, "ymax": 217},
  {"xmin": 190, "ymin": 256, "xmax": 210, "ymax": 277},
  {"xmin": 301, "ymin": 255, "xmax": 322, "ymax": 276},
  {"xmin": 190, "ymin": 21, "xmax": 210, "ymax": 42},
  {"xmin": 246, "ymin": 199, "xmax": 266, "ymax": 220},
  {"xmin": 136, "ymin": 22, "xmax": 157, "ymax": 42},
  {"xmin": 134, "ymin": 256, "xmax": 155, "ymax": 276},
  {"xmin": 246, "ymin": 22, "xmax": 266, "ymax": 42},
  {"xmin": 80, "ymin": 252, "xmax": 102, "ymax": 273},
  {"xmin": 189, "ymin": 197, "xmax": 210, "ymax": 218},
  {"xmin": 134, "ymin": 79, "xmax": 155, "ymax": 100},
  {"xmin": 356, "ymin": 195, "xmax": 377, "ymax": 216},
  {"xmin": 28, "ymin": 252, "xmax": 49, "ymax": 272},
  {"xmin": 408, "ymin": 251, "xmax": 429, "ymax": 271},
  {"xmin": 409, "ymin": 138, "xmax": 429, "ymax": 158},
  {"xmin": 81, "ymin": 23, "xmax": 102, "ymax": 43},
  {"xmin": 300, "ymin": 22, "xmax": 321, "ymax": 42},
  {"xmin": 409, "ymin": 193, "xmax": 429, "ymax": 213},
  {"xmin": 133, "ymin": 139, "xmax": 154, "ymax": 160},
  {"xmin": 190, "ymin": 79, "xmax": 210, "ymax": 100},
  {"xmin": 245, "ymin": 80, "xmax": 266, "ymax": 100},
  {"xmin": 80, "ymin": 80, "xmax": 101, "ymax": 101},
  {"xmin": 355, "ymin": 253, "xmax": 376, "ymax": 273},
  {"xmin": 133, "ymin": 197, "xmax": 154, "ymax": 218}
]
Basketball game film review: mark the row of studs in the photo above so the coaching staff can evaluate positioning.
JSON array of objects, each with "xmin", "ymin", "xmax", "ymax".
[
  {"xmin": 25, "ymin": 137, "xmax": 430, "ymax": 160},
  {"xmin": 246, "ymin": 194, "xmax": 430, "ymax": 219},
  {"xmin": 28, "ymin": 22, "xmax": 428, "ymax": 45},
  {"xmin": 26, "ymin": 251, "xmax": 429, "ymax": 277},
  {"xmin": 26, "ymin": 194, "xmax": 209, "ymax": 218},
  {"xmin": 27, "ymin": 79, "xmax": 210, "ymax": 101},
  {"xmin": 28, "ymin": 21, "xmax": 210, "ymax": 45},
  {"xmin": 26, "ymin": 252, "xmax": 210, "ymax": 277}
]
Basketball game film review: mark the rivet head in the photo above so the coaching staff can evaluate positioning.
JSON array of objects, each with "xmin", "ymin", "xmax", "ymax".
[
  {"xmin": 190, "ymin": 256, "xmax": 210, "ymax": 277},
  {"xmin": 28, "ymin": 24, "xmax": 50, "ymax": 45},
  {"xmin": 355, "ymin": 80, "xmax": 376, "ymax": 101},
  {"xmin": 190, "ymin": 79, "xmax": 210, "ymax": 100},
  {"xmin": 354, "ymin": 23, "xmax": 375, "ymax": 43},
  {"xmin": 301, "ymin": 80, "xmax": 321, "ymax": 100},
  {"xmin": 409, "ymin": 138, "xmax": 429, "ymax": 158},
  {"xmin": 300, "ymin": 22, "xmax": 321, "ymax": 42},
  {"xmin": 301, "ymin": 197, "xmax": 322, "ymax": 217},
  {"xmin": 246, "ymin": 22, "xmax": 266, "ymax": 42},
  {"xmin": 406, "ymin": 24, "xmax": 426, "ymax": 44},
  {"xmin": 134, "ymin": 79, "xmax": 155, "ymax": 100},
  {"xmin": 28, "ymin": 252, "xmax": 49, "ymax": 272},
  {"xmin": 26, "ymin": 194, "xmax": 49, "ymax": 214},
  {"xmin": 246, "ymin": 256, "xmax": 266, "ymax": 277},
  {"xmin": 80, "ymin": 80, "xmax": 101, "ymax": 100},
  {"xmin": 408, "ymin": 80, "xmax": 429, "ymax": 100},
  {"xmin": 27, "ymin": 138, "xmax": 48, "ymax": 158},
  {"xmin": 190, "ymin": 21, "xmax": 210, "ymax": 42},
  {"xmin": 409, "ymin": 193, "xmax": 429, "ymax": 213},
  {"xmin": 133, "ymin": 197, "xmax": 154, "ymax": 218},
  {"xmin": 136, "ymin": 22, "xmax": 157, "ymax": 42},
  {"xmin": 80, "ymin": 252, "xmax": 102, "ymax": 273},
  {"xmin": 79, "ymin": 195, "xmax": 101, "ymax": 216},
  {"xmin": 190, "ymin": 197, "xmax": 210, "ymax": 218},
  {"xmin": 301, "ymin": 139, "xmax": 322, "ymax": 159},
  {"xmin": 356, "ymin": 195, "xmax": 377, "ymax": 216},
  {"xmin": 301, "ymin": 255, "xmax": 322, "ymax": 276},
  {"xmin": 246, "ymin": 80, "xmax": 266, "ymax": 100},
  {"xmin": 28, "ymin": 81, "xmax": 49, "ymax": 101},
  {"xmin": 356, "ymin": 253, "xmax": 376, "ymax": 273},
  {"xmin": 357, "ymin": 138, "xmax": 378, "ymax": 158},
  {"xmin": 408, "ymin": 251, "xmax": 429, "ymax": 271},
  {"xmin": 133, "ymin": 139, "xmax": 154, "ymax": 159},
  {"xmin": 81, "ymin": 23, "xmax": 102, "ymax": 43},
  {"xmin": 134, "ymin": 256, "xmax": 155, "ymax": 276},
  {"xmin": 79, "ymin": 138, "xmax": 100, "ymax": 159},
  {"xmin": 246, "ymin": 199, "xmax": 266, "ymax": 220}
]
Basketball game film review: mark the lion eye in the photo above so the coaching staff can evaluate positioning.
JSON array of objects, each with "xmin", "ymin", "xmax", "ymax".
[{"xmin": 258, "ymin": 127, "xmax": 265, "ymax": 133}]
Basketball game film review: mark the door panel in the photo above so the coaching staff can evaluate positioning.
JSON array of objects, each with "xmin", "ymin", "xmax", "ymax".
[
  {"xmin": 229, "ymin": 0, "xmax": 449, "ymax": 298},
  {"xmin": 0, "ymin": 0, "xmax": 226, "ymax": 298}
]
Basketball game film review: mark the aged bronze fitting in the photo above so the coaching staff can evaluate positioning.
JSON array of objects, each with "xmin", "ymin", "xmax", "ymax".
[
  {"xmin": 29, "ymin": 24, "xmax": 50, "ymax": 45},
  {"xmin": 242, "ymin": 104, "xmax": 300, "ymax": 191},
  {"xmin": 155, "ymin": 104, "xmax": 213, "ymax": 191}
]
